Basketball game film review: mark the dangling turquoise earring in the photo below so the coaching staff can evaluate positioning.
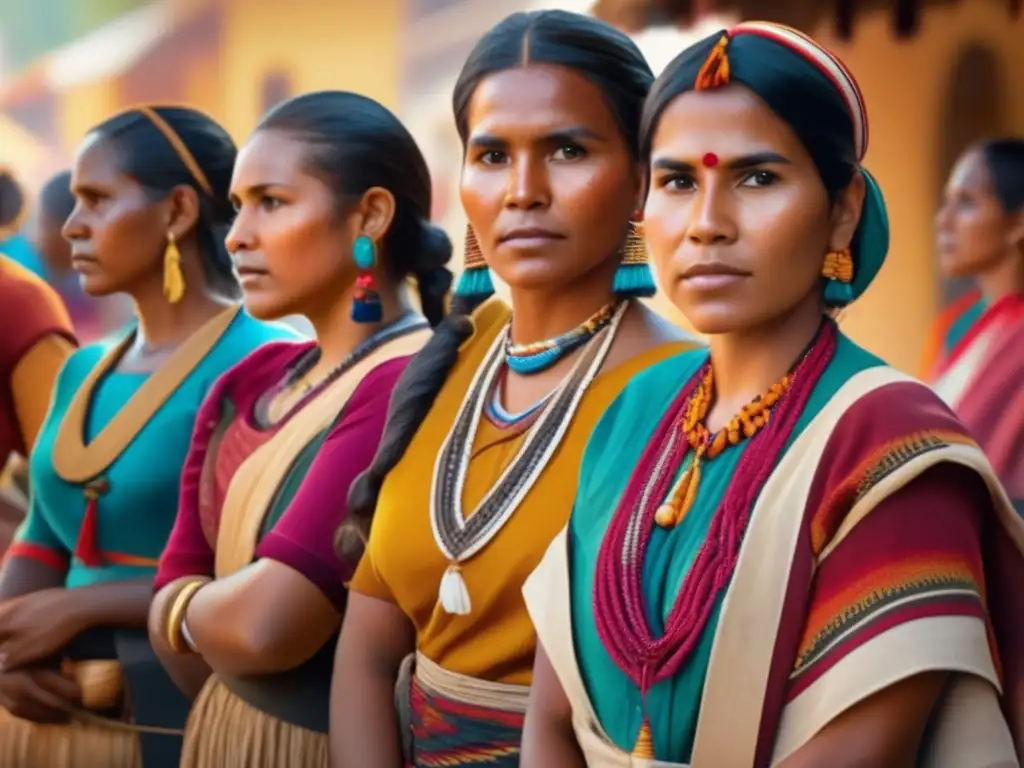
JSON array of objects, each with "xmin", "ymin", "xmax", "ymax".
[
  {"xmin": 454, "ymin": 224, "xmax": 494, "ymax": 301},
  {"xmin": 822, "ymin": 248, "xmax": 854, "ymax": 306},
  {"xmin": 351, "ymin": 235, "xmax": 383, "ymax": 323},
  {"xmin": 613, "ymin": 216, "xmax": 657, "ymax": 298}
]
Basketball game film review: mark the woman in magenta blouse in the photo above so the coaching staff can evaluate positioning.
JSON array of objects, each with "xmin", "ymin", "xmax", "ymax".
[{"xmin": 148, "ymin": 91, "xmax": 452, "ymax": 767}]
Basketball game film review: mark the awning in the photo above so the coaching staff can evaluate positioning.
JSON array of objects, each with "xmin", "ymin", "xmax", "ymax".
[
  {"xmin": 0, "ymin": 0, "xmax": 203, "ymax": 110},
  {"xmin": 589, "ymin": 0, "xmax": 981, "ymax": 38}
]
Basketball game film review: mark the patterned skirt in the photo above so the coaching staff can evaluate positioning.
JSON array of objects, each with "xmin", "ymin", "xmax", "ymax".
[
  {"xmin": 404, "ymin": 653, "xmax": 528, "ymax": 768},
  {"xmin": 180, "ymin": 676, "xmax": 329, "ymax": 768}
]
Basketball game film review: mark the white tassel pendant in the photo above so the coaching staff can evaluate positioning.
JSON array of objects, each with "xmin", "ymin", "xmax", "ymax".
[{"xmin": 439, "ymin": 563, "xmax": 472, "ymax": 615}]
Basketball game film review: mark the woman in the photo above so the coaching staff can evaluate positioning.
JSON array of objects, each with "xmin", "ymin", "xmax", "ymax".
[
  {"xmin": 0, "ymin": 253, "xmax": 76, "ymax": 556},
  {"xmin": 0, "ymin": 105, "xmax": 297, "ymax": 768},
  {"xmin": 522, "ymin": 23, "xmax": 1024, "ymax": 767},
  {"xmin": 331, "ymin": 10, "xmax": 699, "ymax": 767},
  {"xmin": 926, "ymin": 139, "xmax": 1024, "ymax": 511},
  {"xmin": 148, "ymin": 91, "xmax": 449, "ymax": 768},
  {"xmin": 33, "ymin": 169, "xmax": 128, "ymax": 343}
]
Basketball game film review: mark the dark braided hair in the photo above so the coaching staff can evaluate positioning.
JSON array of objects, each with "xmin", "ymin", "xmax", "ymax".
[
  {"xmin": 90, "ymin": 106, "xmax": 241, "ymax": 298},
  {"xmin": 336, "ymin": 9, "xmax": 654, "ymax": 559}
]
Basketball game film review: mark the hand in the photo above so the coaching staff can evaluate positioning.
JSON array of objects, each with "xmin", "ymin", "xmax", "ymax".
[
  {"xmin": 0, "ymin": 588, "xmax": 84, "ymax": 670},
  {"xmin": 0, "ymin": 667, "xmax": 81, "ymax": 723}
]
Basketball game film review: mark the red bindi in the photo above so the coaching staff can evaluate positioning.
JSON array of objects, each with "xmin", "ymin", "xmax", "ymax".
[{"xmin": 702, "ymin": 152, "xmax": 719, "ymax": 168}]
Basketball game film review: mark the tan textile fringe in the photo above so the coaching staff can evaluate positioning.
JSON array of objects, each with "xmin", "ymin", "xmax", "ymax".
[
  {"xmin": 180, "ymin": 677, "xmax": 328, "ymax": 768},
  {"xmin": 0, "ymin": 706, "xmax": 140, "ymax": 767}
]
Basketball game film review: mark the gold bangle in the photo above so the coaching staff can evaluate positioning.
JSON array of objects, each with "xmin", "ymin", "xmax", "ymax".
[{"xmin": 165, "ymin": 579, "xmax": 207, "ymax": 654}]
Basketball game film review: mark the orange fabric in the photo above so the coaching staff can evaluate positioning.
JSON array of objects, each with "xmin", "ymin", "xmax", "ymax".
[
  {"xmin": 11, "ymin": 334, "xmax": 75, "ymax": 453},
  {"xmin": 350, "ymin": 299, "xmax": 693, "ymax": 685},
  {"xmin": 917, "ymin": 290, "xmax": 982, "ymax": 380}
]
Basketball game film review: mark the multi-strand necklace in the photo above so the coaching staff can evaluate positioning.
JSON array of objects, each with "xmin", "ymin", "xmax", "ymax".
[
  {"xmin": 592, "ymin": 321, "xmax": 836, "ymax": 759},
  {"xmin": 430, "ymin": 300, "xmax": 630, "ymax": 615},
  {"xmin": 654, "ymin": 366, "xmax": 792, "ymax": 528},
  {"xmin": 259, "ymin": 312, "xmax": 428, "ymax": 427},
  {"xmin": 483, "ymin": 368, "xmax": 553, "ymax": 429},
  {"xmin": 504, "ymin": 300, "xmax": 619, "ymax": 375}
]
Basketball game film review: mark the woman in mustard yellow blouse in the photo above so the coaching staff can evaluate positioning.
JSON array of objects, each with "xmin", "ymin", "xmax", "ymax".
[{"xmin": 329, "ymin": 10, "xmax": 701, "ymax": 768}]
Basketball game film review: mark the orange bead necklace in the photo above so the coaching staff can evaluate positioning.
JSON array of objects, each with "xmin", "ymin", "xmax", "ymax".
[{"xmin": 654, "ymin": 365, "xmax": 791, "ymax": 528}]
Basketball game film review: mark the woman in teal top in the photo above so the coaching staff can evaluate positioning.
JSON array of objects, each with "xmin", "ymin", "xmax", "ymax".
[
  {"xmin": 565, "ymin": 334, "xmax": 885, "ymax": 760},
  {"xmin": 18, "ymin": 311, "xmax": 292, "ymax": 587},
  {"xmin": 523, "ymin": 22, "xmax": 1024, "ymax": 768},
  {"xmin": 0, "ymin": 106, "xmax": 296, "ymax": 768}
]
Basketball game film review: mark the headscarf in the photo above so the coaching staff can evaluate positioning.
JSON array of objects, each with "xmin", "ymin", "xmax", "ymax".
[{"xmin": 642, "ymin": 22, "xmax": 890, "ymax": 304}]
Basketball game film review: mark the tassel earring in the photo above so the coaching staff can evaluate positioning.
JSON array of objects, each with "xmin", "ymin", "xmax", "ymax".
[
  {"xmin": 454, "ymin": 223, "xmax": 494, "ymax": 301},
  {"xmin": 822, "ymin": 248, "xmax": 854, "ymax": 306},
  {"xmin": 613, "ymin": 216, "xmax": 657, "ymax": 298},
  {"xmin": 163, "ymin": 232, "xmax": 185, "ymax": 304},
  {"xmin": 351, "ymin": 235, "xmax": 383, "ymax": 323}
]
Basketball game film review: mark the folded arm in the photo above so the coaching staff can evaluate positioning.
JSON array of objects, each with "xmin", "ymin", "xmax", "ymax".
[{"xmin": 521, "ymin": 641, "xmax": 586, "ymax": 767}]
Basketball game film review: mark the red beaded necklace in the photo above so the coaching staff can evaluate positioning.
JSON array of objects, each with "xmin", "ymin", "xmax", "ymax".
[{"xmin": 592, "ymin": 321, "xmax": 837, "ymax": 758}]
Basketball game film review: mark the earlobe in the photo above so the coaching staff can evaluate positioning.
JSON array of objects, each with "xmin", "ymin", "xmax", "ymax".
[
  {"xmin": 634, "ymin": 163, "xmax": 649, "ymax": 213},
  {"xmin": 167, "ymin": 185, "xmax": 202, "ymax": 242},
  {"xmin": 358, "ymin": 186, "xmax": 397, "ymax": 243},
  {"xmin": 828, "ymin": 170, "xmax": 867, "ymax": 253}
]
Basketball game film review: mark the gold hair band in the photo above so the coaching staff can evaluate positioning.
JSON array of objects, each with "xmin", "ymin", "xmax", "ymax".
[{"xmin": 136, "ymin": 106, "xmax": 214, "ymax": 196}]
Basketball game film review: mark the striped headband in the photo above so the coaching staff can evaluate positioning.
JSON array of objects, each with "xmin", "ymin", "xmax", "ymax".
[
  {"xmin": 135, "ymin": 106, "xmax": 214, "ymax": 196},
  {"xmin": 697, "ymin": 22, "xmax": 869, "ymax": 162}
]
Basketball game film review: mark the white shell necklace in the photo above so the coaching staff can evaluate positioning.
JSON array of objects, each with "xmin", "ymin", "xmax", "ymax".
[{"xmin": 430, "ymin": 300, "xmax": 628, "ymax": 615}]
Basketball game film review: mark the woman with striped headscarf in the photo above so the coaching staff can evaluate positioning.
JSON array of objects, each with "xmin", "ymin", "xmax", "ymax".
[
  {"xmin": 0, "ymin": 106, "xmax": 297, "ymax": 767},
  {"xmin": 522, "ymin": 22, "xmax": 1024, "ymax": 767}
]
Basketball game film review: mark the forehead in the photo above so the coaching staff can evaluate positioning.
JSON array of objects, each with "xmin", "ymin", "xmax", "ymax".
[
  {"xmin": 650, "ymin": 85, "xmax": 806, "ymax": 161},
  {"xmin": 947, "ymin": 149, "xmax": 992, "ymax": 193},
  {"xmin": 233, "ymin": 129, "xmax": 310, "ymax": 189},
  {"xmin": 466, "ymin": 64, "xmax": 619, "ymax": 139},
  {"xmin": 71, "ymin": 133, "xmax": 125, "ymax": 186}
]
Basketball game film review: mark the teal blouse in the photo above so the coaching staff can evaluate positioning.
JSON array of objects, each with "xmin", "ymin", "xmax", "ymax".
[
  {"xmin": 569, "ymin": 333, "xmax": 882, "ymax": 762},
  {"xmin": 13, "ymin": 310, "xmax": 299, "ymax": 588},
  {"xmin": 943, "ymin": 295, "xmax": 987, "ymax": 355}
]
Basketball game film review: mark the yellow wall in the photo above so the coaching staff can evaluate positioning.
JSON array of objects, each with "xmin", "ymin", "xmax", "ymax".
[
  {"xmin": 48, "ymin": 0, "xmax": 403, "ymax": 154},
  {"xmin": 216, "ymin": 0, "xmax": 403, "ymax": 142},
  {"xmin": 55, "ymin": 79, "xmax": 122, "ymax": 158},
  {"xmin": 811, "ymin": 2, "xmax": 1024, "ymax": 372}
]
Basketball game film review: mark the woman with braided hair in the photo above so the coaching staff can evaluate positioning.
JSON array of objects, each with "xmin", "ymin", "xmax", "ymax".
[
  {"xmin": 523, "ymin": 23, "xmax": 1024, "ymax": 767},
  {"xmin": 0, "ymin": 105, "xmax": 296, "ymax": 767},
  {"xmin": 330, "ymin": 10, "xmax": 699, "ymax": 767},
  {"xmin": 149, "ymin": 90, "xmax": 449, "ymax": 768}
]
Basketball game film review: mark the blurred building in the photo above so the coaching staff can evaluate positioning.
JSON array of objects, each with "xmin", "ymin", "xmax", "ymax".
[{"xmin": 0, "ymin": 0, "xmax": 403, "ymax": 179}]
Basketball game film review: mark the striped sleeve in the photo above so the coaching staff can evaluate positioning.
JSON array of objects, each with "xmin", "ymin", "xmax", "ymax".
[
  {"xmin": 789, "ymin": 463, "xmax": 990, "ymax": 698},
  {"xmin": 786, "ymin": 382, "xmax": 996, "ymax": 700}
]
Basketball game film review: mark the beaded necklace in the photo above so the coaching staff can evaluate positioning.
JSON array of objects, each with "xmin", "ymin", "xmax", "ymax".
[
  {"xmin": 257, "ymin": 312, "xmax": 427, "ymax": 428},
  {"xmin": 654, "ymin": 365, "xmax": 791, "ymax": 528},
  {"xmin": 483, "ymin": 369, "xmax": 552, "ymax": 430},
  {"xmin": 504, "ymin": 300, "xmax": 619, "ymax": 375},
  {"xmin": 431, "ymin": 300, "xmax": 629, "ymax": 615},
  {"xmin": 592, "ymin": 321, "xmax": 836, "ymax": 759}
]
